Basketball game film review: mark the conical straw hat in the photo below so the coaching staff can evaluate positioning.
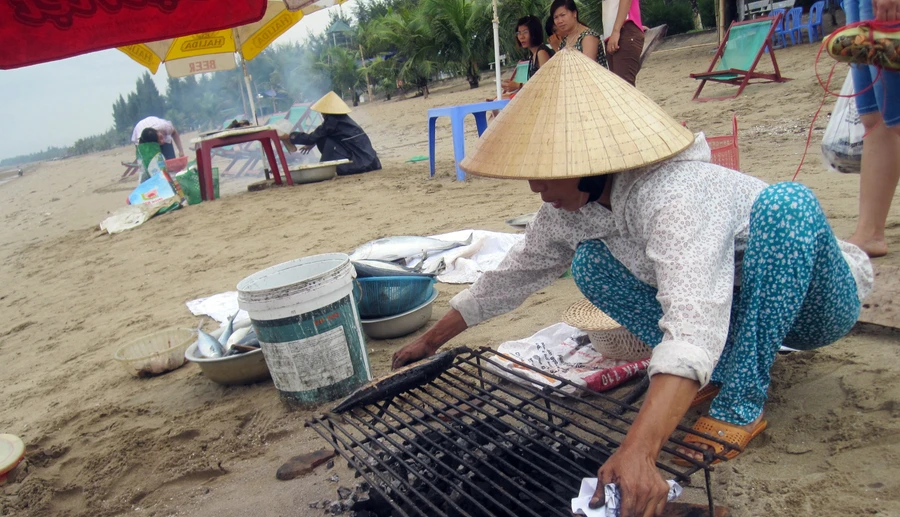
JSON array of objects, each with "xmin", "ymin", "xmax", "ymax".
[
  {"xmin": 562, "ymin": 299, "xmax": 621, "ymax": 331},
  {"xmin": 460, "ymin": 49, "xmax": 694, "ymax": 179},
  {"xmin": 311, "ymin": 91, "xmax": 352, "ymax": 115}
]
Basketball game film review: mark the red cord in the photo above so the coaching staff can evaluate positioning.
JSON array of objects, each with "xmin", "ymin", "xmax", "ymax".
[{"xmin": 793, "ymin": 20, "xmax": 899, "ymax": 181}]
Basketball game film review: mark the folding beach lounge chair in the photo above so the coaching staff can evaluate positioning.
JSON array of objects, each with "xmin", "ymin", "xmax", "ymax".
[
  {"xmin": 121, "ymin": 160, "xmax": 139, "ymax": 179},
  {"xmin": 690, "ymin": 14, "xmax": 791, "ymax": 102}
]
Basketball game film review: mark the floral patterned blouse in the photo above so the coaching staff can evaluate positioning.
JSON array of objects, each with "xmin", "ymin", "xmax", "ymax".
[
  {"xmin": 449, "ymin": 135, "xmax": 873, "ymax": 385},
  {"xmin": 559, "ymin": 27, "xmax": 609, "ymax": 69}
]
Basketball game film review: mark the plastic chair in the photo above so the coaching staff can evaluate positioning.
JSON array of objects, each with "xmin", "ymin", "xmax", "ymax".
[
  {"xmin": 428, "ymin": 100, "xmax": 510, "ymax": 180},
  {"xmin": 690, "ymin": 14, "xmax": 791, "ymax": 101},
  {"xmin": 782, "ymin": 7, "xmax": 803, "ymax": 45},
  {"xmin": 802, "ymin": 1, "xmax": 825, "ymax": 42},
  {"xmin": 770, "ymin": 8, "xmax": 787, "ymax": 47}
]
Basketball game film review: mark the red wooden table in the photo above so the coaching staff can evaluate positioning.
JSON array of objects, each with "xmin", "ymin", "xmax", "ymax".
[{"xmin": 194, "ymin": 128, "xmax": 293, "ymax": 200}]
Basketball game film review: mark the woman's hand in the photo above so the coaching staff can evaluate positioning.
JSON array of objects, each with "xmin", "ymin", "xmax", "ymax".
[
  {"xmin": 392, "ymin": 336, "xmax": 438, "ymax": 369},
  {"xmin": 501, "ymin": 79, "xmax": 520, "ymax": 93},
  {"xmin": 607, "ymin": 30, "xmax": 621, "ymax": 54},
  {"xmin": 874, "ymin": 0, "xmax": 899, "ymax": 20},
  {"xmin": 299, "ymin": 144, "xmax": 315, "ymax": 155},
  {"xmin": 592, "ymin": 445, "xmax": 669, "ymax": 517}
]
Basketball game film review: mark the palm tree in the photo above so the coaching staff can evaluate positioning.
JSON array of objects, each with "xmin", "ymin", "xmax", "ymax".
[
  {"xmin": 369, "ymin": 7, "xmax": 441, "ymax": 97},
  {"xmin": 317, "ymin": 46, "xmax": 365, "ymax": 103},
  {"xmin": 421, "ymin": 0, "xmax": 487, "ymax": 88}
]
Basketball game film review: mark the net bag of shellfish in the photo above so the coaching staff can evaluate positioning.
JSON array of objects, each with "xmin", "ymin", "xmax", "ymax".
[
  {"xmin": 826, "ymin": 21, "xmax": 900, "ymax": 70},
  {"xmin": 821, "ymin": 74, "xmax": 864, "ymax": 174}
]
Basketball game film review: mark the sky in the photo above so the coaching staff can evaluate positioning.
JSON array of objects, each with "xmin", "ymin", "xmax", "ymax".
[{"xmin": 0, "ymin": 4, "xmax": 347, "ymax": 161}]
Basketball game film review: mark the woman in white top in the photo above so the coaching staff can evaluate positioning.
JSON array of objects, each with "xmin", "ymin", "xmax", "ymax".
[{"xmin": 392, "ymin": 50, "xmax": 872, "ymax": 516}]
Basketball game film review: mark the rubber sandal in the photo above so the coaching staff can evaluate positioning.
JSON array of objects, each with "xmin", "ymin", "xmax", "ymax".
[
  {"xmin": 690, "ymin": 384, "xmax": 720, "ymax": 408},
  {"xmin": 672, "ymin": 415, "xmax": 768, "ymax": 466}
]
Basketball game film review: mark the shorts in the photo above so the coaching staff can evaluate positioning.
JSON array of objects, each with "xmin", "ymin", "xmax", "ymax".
[
  {"xmin": 160, "ymin": 142, "xmax": 176, "ymax": 160},
  {"xmin": 844, "ymin": 0, "xmax": 900, "ymax": 126}
]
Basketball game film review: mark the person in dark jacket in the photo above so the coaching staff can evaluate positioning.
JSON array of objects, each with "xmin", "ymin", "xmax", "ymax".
[{"xmin": 283, "ymin": 91, "xmax": 382, "ymax": 176}]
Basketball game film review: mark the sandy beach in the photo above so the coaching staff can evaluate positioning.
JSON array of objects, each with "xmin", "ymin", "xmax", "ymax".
[{"xmin": 1, "ymin": 26, "xmax": 899, "ymax": 517}]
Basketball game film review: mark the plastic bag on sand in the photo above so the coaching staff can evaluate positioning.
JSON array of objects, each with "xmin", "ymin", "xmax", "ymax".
[
  {"xmin": 100, "ymin": 201, "xmax": 167, "ymax": 234},
  {"xmin": 486, "ymin": 323, "xmax": 649, "ymax": 394},
  {"xmin": 821, "ymin": 74, "xmax": 864, "ymax": 174}
]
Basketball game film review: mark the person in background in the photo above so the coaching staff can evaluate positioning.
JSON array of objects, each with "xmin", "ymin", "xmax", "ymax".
[
  {"xmin": 603, "ymin": 0, "xmax": 645, "ymax": 85},
  {"xmin": 551, "ymin": 0, "xmax": 607, "ymax": 68},
  {"xmin": 545, "ymin": 16, "xmax": 562, "ymax": 52},
  {"xmin": 845, "ymin": 0, "xmax": 900, "ymax": 257},
  {"xmin": 131, "ymin": 116, "xmax": 184, "ymax": 160},
  {"xmin": 281, "ymin": 92, "xmax": 382, "ymax": 176},
  {"xmin": 501, "ymin": 16, "xmax": 555, "ymax": 94}
]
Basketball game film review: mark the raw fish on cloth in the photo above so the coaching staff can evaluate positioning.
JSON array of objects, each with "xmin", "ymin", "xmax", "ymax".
[
  {"xmin": 405, "ymin": 230, "xmax": 524, "ymax": 284},
  {"xmin": 487, "ymin": 323, "xmax": 650, "ymax": 394}
]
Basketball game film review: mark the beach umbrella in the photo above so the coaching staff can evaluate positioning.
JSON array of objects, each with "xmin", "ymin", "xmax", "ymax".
[
  {"xmin": 0, "ymin": 0, "xmax": 268, "ymax": 70},
  {"xmin": 119, "ymin": 0, "xmax": 346, "ymax": 123}
]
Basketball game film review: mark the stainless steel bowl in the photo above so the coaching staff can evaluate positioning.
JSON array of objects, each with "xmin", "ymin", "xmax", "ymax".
[{"xmin": 360, "ymin": 289, "xmax": 439, "ymax": 340}]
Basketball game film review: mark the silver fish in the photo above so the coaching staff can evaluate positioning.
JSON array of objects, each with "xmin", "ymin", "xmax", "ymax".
[
  {"xmin": 349, "ymin": 234, "xmax": 473, "ymax": 262},
  {"xmin": 225, "ymin": 326, "xmax": 252, "ymax": 351},
  {"xmin": 218, "ymin": 310, "xmax": 239, "ymax": 346},
  {"xmin": 352, "ymin": 259, "xmax": 430, "ymax": 278},
  {"xmin": 198, "ymin": 330, "xmax": 225, "ymax": 358}
]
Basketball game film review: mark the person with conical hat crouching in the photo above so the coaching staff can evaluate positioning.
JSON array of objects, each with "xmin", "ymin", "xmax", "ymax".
[
  {"xmin": 391, "ymin": 49, "xmax": 873, "ymax": 515},
  {"xmin": 281, "ymin": 91, "xmax": 382, "ymax": 176}
]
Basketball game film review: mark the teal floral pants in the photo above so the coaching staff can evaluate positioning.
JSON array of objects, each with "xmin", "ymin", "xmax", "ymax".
[{"xmin": 572, "ymin": 183, "xmax": 861, "ymax": 425}]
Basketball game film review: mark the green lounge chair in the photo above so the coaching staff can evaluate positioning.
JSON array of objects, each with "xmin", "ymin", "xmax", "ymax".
[{"xmin": 690, "ymin": 14, "xmax": 791, "ymax": 102}]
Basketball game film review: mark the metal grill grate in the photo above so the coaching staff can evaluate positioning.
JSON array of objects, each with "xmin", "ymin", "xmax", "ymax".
[{"xmin": 308, "ymin": 347, "xmax": 735, "ymax": 517}]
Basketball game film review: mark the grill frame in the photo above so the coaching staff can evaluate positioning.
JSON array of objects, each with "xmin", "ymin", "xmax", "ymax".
[{"xmin": 307, "ymin": 347, "xmax": 735, "ymax": 517}]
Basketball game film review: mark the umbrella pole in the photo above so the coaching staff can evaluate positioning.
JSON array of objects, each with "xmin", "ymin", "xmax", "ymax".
[
  {"xmin": 234, "ymin": 29, "xmax": 258, "ymax": 125},
  {"xmin": 242, "ymin": 59, "xmax": 258, "ymax": 126},
  {"xmin": 492, "ymin": 0, "xmax": 502, "ymax": 101}
]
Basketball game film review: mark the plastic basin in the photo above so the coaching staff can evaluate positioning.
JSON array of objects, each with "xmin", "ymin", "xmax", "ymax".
[
  {"xmin": 289, "ymin": 159, "xmax": 349, "ymax": 184},
  {"xmin": 165, "ymin": 156, "xmax": 189, "ymax": 173},
  {"xmin": 184, "ymin": 342, "xmax": 270, "ymax": 386},
  {"xmin": 360, "ymin": 289, "xmax": 439, "ymax": 340},
  {"xmin": 114, "ymin": 328, "xmax": 195, "ymax": 377},
  {"xmin": 183, "ymin": 320, "xmax": 270, "ymax": 386}
]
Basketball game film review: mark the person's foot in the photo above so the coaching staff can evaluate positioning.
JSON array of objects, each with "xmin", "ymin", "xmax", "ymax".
[
  {"xmin": 847, "ymin": 234, "xmax": 888, "ymax": 258},
  {"xmin": 675, "ymin": 413, "xmax": 765, "ymax": 463}
]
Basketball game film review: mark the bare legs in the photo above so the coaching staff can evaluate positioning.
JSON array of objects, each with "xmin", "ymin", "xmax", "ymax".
[{"xmin": 848, "ymin": 112, "xmax": 900, "ymax": 258}]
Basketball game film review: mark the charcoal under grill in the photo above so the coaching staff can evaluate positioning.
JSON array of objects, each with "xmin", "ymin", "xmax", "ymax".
[{"xmin": 307, "ymin": 347, "xmax": 736, "ymax": 517}]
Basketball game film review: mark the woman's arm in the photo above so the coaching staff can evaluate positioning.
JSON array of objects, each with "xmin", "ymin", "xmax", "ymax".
[
  {"xmin": 392, "ymin": 309, "xmax": 467, "ymax": 369},
  {"xmin": 171, "ymin": 130, "xmax": 185, "ymax": 157},
  {"xmin": 537, "ymin": 47, "xmax": 552, "ymax": 67},
  {"xmin": 590, "ymin": 374, "xmax": 700, "ymax": 514},
  {"xmin": 580, "ymin": 34, "xmax": 601, "ymax": 61},
  {"xmin": 607, "ymin": 0, "xmax": 634, "ymax": 54}
]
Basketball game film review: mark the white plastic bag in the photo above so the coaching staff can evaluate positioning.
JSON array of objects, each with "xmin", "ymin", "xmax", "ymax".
[{"xmin": 821, "ymin": 74, "xmax": 865, "ymax": 174}]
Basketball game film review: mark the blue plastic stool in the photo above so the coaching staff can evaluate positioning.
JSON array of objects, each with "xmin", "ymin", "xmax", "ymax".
[{"xmin": 428, "ymin": 99, "xmax": 510, "ymax": 180}]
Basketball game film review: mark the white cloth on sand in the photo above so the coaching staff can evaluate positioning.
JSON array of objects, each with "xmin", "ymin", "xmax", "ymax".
[{"xmin": 405, "ymin": 230, "xmax": 524, "ymax": 284}]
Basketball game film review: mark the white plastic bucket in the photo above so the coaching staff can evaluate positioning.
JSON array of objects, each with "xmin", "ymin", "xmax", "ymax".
[{"xmin": 237, "ymin": 253, "xmax": 370, "ymax": 406}]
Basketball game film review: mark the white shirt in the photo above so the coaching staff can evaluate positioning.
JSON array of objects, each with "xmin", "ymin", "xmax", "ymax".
[
  {"xmin": 131, "ymin": 116, "xmax": 176, "ymax": 145},
  {"xmin": 450, "ymin": 135, "xmax": 873, "ymax": 386}
]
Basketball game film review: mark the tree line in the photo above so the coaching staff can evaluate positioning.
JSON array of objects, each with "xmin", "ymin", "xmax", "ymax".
[{"xmin": 2, "ymin": 0, "xmax": 718, "ymax": 166}]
